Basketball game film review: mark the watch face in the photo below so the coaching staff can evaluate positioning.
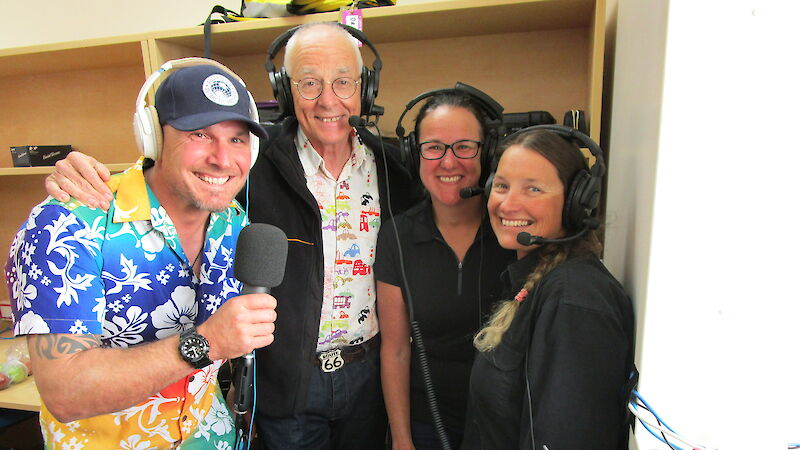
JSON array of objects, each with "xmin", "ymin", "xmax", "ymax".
[{"xmin": 181, "ymin": 335, "xmax": 209, "ymax": 362}]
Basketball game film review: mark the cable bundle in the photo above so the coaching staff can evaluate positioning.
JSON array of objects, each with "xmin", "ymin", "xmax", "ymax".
[
  {"xmin": 628, "ymin": 390, "xmax": 716, "ymax": 450},
  {"xmin": 289, "ymin": 0, "xmax": 395, "ymax": 14}
]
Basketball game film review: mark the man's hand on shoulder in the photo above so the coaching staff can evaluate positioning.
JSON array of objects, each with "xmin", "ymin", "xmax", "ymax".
[{"xmin": 46, "ymin": 151, "xmax": 113, "ymax": 210}]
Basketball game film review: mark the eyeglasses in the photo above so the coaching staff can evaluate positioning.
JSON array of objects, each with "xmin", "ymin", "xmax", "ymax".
[
  {"xmin": 291, "ymin": 77, "xmax": 361, "ymax": 100},
  {"xmin": 419, "ymin": 140, "xmax": 482, "ymax": 160}
]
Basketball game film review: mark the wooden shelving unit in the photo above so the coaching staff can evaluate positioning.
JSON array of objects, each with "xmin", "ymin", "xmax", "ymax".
[{"xmin": 0, "ymin": 0, "xmax": 605, "ymax": 306}]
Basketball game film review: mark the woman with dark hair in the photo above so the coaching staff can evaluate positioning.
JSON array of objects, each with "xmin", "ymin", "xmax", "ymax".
[
  {"xmin": 374, "ymin": 89, "xmax": 514, "ymax": 449},
  {"xmin": 463, "ymin": 129, "xmax": 635, "ymax": 450}
]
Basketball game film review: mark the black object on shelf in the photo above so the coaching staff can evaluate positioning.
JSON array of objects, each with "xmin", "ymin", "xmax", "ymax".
[
  {"xmin": 563, "ymin": 109, "xmax": 588, "ymax": 135},
  {"xmin": 10, "ymin": 145, "xmax": 72, "ymax": 167},
  {"xmin": 502, "ymin": 111, "xmax": 556, "ymax": 137}
]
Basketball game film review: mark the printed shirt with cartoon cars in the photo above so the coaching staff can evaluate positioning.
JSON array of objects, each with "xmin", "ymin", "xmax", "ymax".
[{"xmin": 297, "ymin": 131, "xmax": 381, "ymax": 352}]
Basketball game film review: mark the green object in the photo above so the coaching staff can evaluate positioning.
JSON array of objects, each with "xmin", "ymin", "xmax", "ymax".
[{"xmin": 4, "ymin": 360, "xmax": 28, "ymax": 383}]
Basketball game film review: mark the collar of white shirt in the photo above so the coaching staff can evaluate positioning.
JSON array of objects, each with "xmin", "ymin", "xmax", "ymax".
[{"xmin": 295, "ymin": 127, "xmax": 368, "ymax": 180}]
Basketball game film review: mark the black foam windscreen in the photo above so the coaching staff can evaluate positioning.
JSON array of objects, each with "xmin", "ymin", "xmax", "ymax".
[
  {"xmin": 234, "ymin": 223, "xmax": 288, "ymax": 289},
  {"xmin": 349, "ymin": 115, "xmax": 366, "ymax": 127}
]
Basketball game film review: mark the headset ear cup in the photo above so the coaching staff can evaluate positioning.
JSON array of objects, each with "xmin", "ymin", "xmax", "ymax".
[
  {"xmin": 480, "ymin": 132, "xmax": 498, "ymax": 186},
  {"xmin": 399, "ymin": 132, "xmax": 418, "ymax": 178},
  {"xmin": 564, "ymin": 169, "xmax": 592, "ymax": 231},
  {"xmin": 133, "ymin": 111, "xmax": 147, "ymax": 157},
  {"xmin": 361, "ymin": 67, "xmax": 377, "ymax": 116},
  {"xmin": 134, "ymin": 105, "xmax": 162, "ymax": 161},
  {"xmin": 149, "ymin": 106, "xmax": 163, "ymax": 161},
  {"xmin": 281, "ymin": 68, "xmax": 295, "ymax": 116},
  {"xmin": 250, "ymin": 134, "xmax": 259, "ymax": 169},
  {"xmin": 579, "ymin": 173, "xmax": 601, "ymax": 219},
  {"xmin": 270, "ymin": 67, "xmax": 293, "ymax": 116},
  {"xmin": 484, "ymin": 172, "xmax": 495, "ymax": 198}
]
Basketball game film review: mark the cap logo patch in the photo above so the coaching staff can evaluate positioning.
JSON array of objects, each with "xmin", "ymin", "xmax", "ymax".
[{"xmin": 202, "ymin": 74, "xmax": 239, "ymax": 106}]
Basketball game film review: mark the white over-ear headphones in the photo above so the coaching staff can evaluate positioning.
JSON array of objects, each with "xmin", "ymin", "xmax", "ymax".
[{"xmin": 132, "ymin": 57, "xmax": 261, "ymax": 168}]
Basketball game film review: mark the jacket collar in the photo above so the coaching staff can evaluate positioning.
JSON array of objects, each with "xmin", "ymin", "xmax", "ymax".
[
  {"xmin": 503, "ymin": 250, "xmax": 541, "ymax": 295},
  {"xmin": 295, "ymin": 125, "xmax": 367, "ymax": 179}
]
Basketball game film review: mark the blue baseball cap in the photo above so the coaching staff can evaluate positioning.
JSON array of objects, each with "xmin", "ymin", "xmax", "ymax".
[{"xmin": 155, "ymin": 64, "xmax": 268, "ymax": 140}]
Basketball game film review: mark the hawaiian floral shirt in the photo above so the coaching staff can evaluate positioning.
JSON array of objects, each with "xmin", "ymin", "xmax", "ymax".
[
  {"xmin": 296, "ymin": 129, "xmax": 381, "ymax": 352},
  {"xmin": 4, "ymin": 158, "xmax": 247, "ymax": 450}
]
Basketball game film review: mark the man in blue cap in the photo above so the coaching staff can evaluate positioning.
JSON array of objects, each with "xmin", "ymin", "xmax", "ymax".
[{"xmin": 5, "ymin": 61, "xmax": 276, "ymax": 449}]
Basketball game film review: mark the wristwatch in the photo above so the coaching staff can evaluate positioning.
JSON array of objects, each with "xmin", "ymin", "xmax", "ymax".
[{"xmin": 179, "ymin": 327, "xmax": 212, "ymax": 369}]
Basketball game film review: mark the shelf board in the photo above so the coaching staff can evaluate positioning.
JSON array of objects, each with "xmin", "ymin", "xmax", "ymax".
[
  {"xmin": 149, "ymin": 0, "xmax": 593, "ymax": 57},
  {"xmin": 0, "ymin": 163, "xmax": 131, "ymax": 176},
  {"xmin": 0, "ymin": 37, "xmax": 147, "ymax": 77}
]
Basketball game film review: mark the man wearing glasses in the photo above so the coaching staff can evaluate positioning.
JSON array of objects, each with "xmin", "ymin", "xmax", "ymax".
[
  {"xmin": 238, "ymin": 22, "xmax": 419, "ymax": 449},
  {"xmin": 43, "ymin": 22, "xmax": 420, "ymax": 449}
]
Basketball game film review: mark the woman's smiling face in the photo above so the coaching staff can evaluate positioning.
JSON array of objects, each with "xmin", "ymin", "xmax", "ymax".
[
  {"xmin": 417, "ymin": 105, "xmax": 483, "ymax": 207},
  {"xmin": 487, "ymin": 144, "xmax": 566, "ymax": 258}
]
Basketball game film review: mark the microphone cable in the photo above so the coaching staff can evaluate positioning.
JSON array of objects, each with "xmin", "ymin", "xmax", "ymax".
[
  {"xmin": 234, "ymin": 358, "xmax": 257, "ymax": 450},
  {"xmin": 361, "ymin": 116, "xmax": 452, "ymax": 450},
  {"xmin": 235, "ymin": 167, "xmax": 256, "ymax": 450}
]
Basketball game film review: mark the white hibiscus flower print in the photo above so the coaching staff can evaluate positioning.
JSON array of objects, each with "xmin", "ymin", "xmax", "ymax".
[
  {"xmin": 103, "ymin": 306, "xmax": 149, "ymax": 347},
  {"xmin": 14, "ymin": 311, "xmax": 50, "ymax": 334},
  {"xmin": 118, "ymin": 434, "xmax": 151, "ymax": 450},
  {"xmin": 193, "ymin": 394, "xmax": 233, "ymax": 441},
  {"xmin": 152, "ymin": 286, "xmax": 198, "ymax": 339}
]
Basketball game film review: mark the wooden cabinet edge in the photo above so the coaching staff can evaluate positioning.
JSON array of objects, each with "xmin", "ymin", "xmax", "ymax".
[{"xmin": 0, "ymin": 163, "xmax": 131, "ymax": 176}]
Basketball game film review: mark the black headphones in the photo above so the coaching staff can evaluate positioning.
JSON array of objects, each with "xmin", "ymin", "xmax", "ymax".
[
  {"xmin": 265, "ymin": 23, "xmax": 383, "ymax": 118},
  {"xmin": 486, "ymin": 124, "xmax": 606, "ymax": 236},
  {"xmin": 395, "ymin": 82, "xmax": 505, "ymax": 182}
]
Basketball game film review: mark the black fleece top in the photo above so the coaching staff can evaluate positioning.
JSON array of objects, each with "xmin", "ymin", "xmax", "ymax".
[{"xmin": 462, "ymin": 252, "xmax": 635, "ymax": 450}]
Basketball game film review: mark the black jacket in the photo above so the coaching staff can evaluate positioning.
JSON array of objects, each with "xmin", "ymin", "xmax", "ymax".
[
  {"xmin": 463, "ymin": 252, "xmax": 635, "ymax": 450},
  {"xmin": 238, "ymin": 117, "xmax": 421, "ymax": 418}
]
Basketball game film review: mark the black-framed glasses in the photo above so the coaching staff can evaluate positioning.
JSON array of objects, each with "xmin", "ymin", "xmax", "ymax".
[
  {"xmin": 419, "ymin": 140, "xmax": 482, "ymax": 160},
  {"xmin": 291, "ymin": 77, "xmax": 361, "ymax": 100}
]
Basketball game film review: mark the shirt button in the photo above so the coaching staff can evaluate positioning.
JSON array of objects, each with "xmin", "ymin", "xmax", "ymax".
[{"xmin": 189, "ymin": 376, "xmax": 195, "ymax": 382}]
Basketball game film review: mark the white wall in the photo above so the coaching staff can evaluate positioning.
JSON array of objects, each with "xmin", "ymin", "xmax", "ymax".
[
  {"xmin": 0, "ymin": 0, "xmax": 241, "ymax": 49},
  {"xmin": 0, "ymin": 0, "xmax": 449, "ymax": 50},
  {"xmin": 605, "ymin": 0, "xmax": 800, "ymax": 448}
]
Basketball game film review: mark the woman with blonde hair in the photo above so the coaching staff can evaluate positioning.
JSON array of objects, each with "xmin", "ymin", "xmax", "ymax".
[{"xmin": 463, "ymin": 127, "xmax": 635, "ymax": 450}]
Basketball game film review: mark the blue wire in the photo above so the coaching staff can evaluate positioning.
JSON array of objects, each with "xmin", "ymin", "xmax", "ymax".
[
  {"xmin": 633, "ymin": 389, "xmax": 677, "ymax": 433},
  {"xmin": 235, "ymin": 161, "xmax": 253, "ymax": 450},
  {"xmin": 630, "ymin": 400, "xmax": 684, "ymax": 450},
  {"xmin": 245, "ymin": 176, "xmax": 251, "ymax": 220},
  {"xmin": 248, "ymin": 358, "xmax": 256, "ymax": 448}
]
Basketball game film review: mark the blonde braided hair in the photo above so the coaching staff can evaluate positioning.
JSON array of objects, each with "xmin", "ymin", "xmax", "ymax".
[{"xmin": 474, "ymin": 239, "xmax": 599, "ymax": 352}]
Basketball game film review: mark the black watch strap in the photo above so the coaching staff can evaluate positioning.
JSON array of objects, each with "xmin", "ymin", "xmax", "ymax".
[{"xmin": 179, "ymin": 327, "xmax": 212, "ymax": 370}]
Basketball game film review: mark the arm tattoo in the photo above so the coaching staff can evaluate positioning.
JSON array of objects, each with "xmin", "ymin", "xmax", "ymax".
[{"xmin": 30, "ymin": 334, "xmax": 102, "ymax": 360}]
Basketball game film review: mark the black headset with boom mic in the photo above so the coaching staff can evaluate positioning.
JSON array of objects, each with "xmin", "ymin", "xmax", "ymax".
[
  {"xmin": 266, "ymin": 23, "xmax": 383, "ymax": 119},
  {"xmin": 482, "ymin": 124, "xmax": 606, "ymax": 246},
  {"xmin": 395, "ymin": 82, "xmax": 504, "ymax": 184}
]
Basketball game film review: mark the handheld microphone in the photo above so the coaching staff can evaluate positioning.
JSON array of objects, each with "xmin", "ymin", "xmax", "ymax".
[
  {"xmin": 232, "ymin": 223, "xmax": 288, "ymax": 420},
  {"xmin": 459, "ymin": 186, "xmax": 484, "ymax": 199},
  {"xmin": 348, "ymin": 115, "xmax": 376, "ymax": 128}
]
